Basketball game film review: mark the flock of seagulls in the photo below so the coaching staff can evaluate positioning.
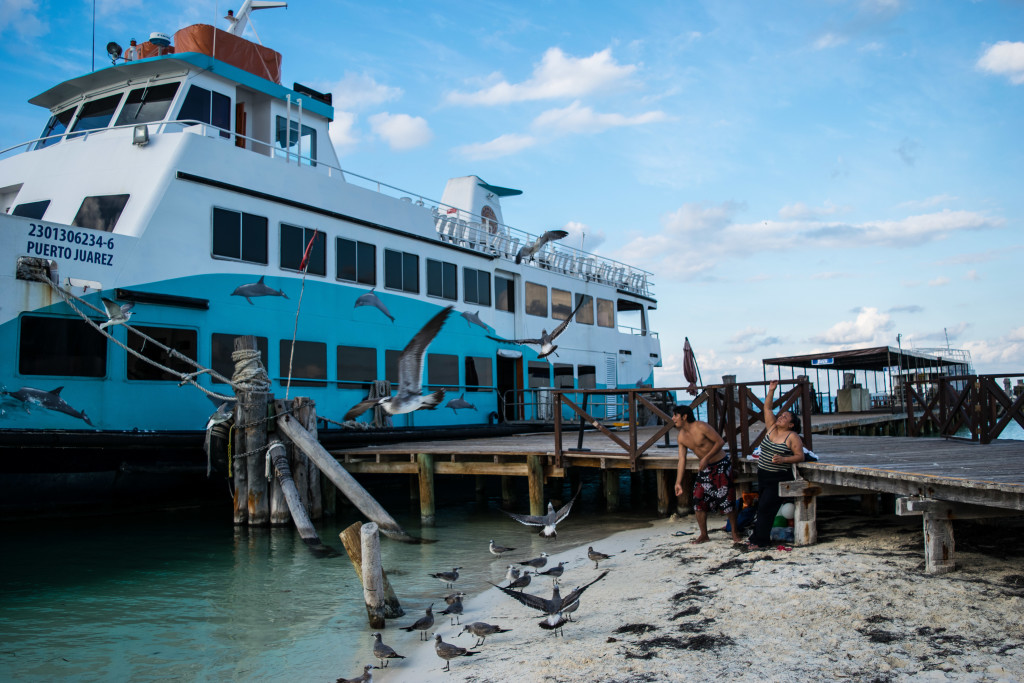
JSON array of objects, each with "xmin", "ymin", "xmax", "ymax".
[{"xmin": 335, "ymin": 489, "xmax": 618, "ymax": 679}]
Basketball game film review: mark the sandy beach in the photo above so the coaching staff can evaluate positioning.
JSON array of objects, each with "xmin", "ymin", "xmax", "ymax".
[{"xmin": 346, "ymin": 500, "xmax": 1024, "ymax": 683}]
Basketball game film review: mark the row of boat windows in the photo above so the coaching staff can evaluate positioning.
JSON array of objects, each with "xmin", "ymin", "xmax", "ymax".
[
  {"xmin": 214, "ymin": 207, "xmax": 616, "ymax": 325},
  {"xmin": 35, "ymin": 82, "xmax": 317, "ymax": 163},
  {"xmin": 17, "ymin": 316, "xmax": 596, "ymax": 390}
]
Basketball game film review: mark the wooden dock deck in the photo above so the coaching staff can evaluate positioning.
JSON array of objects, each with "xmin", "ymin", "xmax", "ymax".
[{"xmin": 330, "ymin": 428, "xmax": 1024, "ymax": 573}]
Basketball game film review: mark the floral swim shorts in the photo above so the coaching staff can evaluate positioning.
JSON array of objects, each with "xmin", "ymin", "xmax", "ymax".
[{"xmin": 692, "ymin": 457, "xmax": 735, "ymax": 514}]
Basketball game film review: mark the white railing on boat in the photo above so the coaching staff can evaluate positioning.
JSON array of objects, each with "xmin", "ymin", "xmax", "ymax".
[{"xmin": 2, "ymin": 120, "xmax": 655, "ymax": 299}]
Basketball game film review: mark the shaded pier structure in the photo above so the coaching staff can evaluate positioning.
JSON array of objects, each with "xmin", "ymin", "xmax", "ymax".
[{"xmin": 330, "ymin": 377, "xmax": 1024, "ymax": 574}]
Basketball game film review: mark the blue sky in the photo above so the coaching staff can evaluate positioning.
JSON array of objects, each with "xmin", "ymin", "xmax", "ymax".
[{"xmin": 2, "ymin": 0, "xmax": 1022, "ymax": 385}]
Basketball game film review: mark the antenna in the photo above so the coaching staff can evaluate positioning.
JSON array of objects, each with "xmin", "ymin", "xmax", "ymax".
[
  {"xmin": 226, "ymin": 1, "xmax": 288, "ymax": 37},
  {"xmin": 944, "ymin": 327, "xmax": 950, "ymax": 351}
]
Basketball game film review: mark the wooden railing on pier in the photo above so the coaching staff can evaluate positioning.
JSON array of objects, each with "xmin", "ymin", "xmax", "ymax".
[
  {"xmin": 906, "ymin": 373, "xmax": 1024, "ymax": 443},
  {"xmin": 553, "ymin": 378, "xmax": 814, "ymax": 470}
]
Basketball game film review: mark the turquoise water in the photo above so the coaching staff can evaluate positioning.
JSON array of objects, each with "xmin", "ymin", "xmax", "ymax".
[{"xmin": 0, "ymin": 485, "xmax": 653, "ymax": 682}]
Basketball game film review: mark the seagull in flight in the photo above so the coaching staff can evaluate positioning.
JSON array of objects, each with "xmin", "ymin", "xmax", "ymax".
[
  {"xmin": 516, "ymin": 229, "xmax": 569, "ymax": 264},
  {"xmin": 99, "ymin": 298, "xmax": 134, "ymax": 329},
  {"xmin": 344, "ymin": 306, "xmax": 453, "ymax": 420},
  {"xmin": 487, "ymin": 297, "xmax": 584, "ymax": 359},
  {"xmin": 490, "ymin": 570, "xmax": 609, "ymax": 633},
  {"xmin": 503, "ymin": 487, "xmax": 581, "ymax": 537}
]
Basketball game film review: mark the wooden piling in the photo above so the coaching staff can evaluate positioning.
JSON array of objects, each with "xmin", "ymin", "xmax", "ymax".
[
  {"xmin": 232, "ymin": 403, "xmax": 248, "ymax": 525},
  {"xmin": 603, "ymin": 470, "xmax": 620, "ymax": 512},
  {"xmin": 234, "ymin": 335, "xmax": 269, "ymax": 526},
  {"xmin": 339, "ymin": 522, "xmax": 404, "ymax": 619},
  {"xmin": 360, "ymin": 522, "xmax": 386, "ymax": 629},
  {"xmin": 269, "ymin": 437, "xmax": 291, "ymax": 526},
  {"xmin": 267, "ymin": 439, "xmax": 321, "ymax": 544},
  {"xmin": 500, "ymin": 475, "xmax": 515, "ymax": 509},
  {"xmin": 656, "ymin": 470, "xmax": 670, "ymax": 516},
  {"xmin": 293, "ymin": 397, "xmax": 323, "ymax": 519},
  {"xmin": 526, "ymin": 454, "xmax": 544, "ymax": 516},
  {"xmin": 417, "ymin": 453, "xmax": 435, "ymax": 526}
]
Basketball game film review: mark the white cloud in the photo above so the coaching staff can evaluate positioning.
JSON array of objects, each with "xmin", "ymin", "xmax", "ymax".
[
  {"xmin": 0, "ymin": 0, "xmax": 46, "ymax": 38},
  {"xmin": 562, "ymin": 220, "xmax": 606, "ymax": 252},
  {"xmin": 445, "ymin": 47, "xmax": 637, "ymax": 105},
  {"xmin": 329, "ymin": 73, "xmax": 402, "ymax": 110},
  {"xmin": 814, "ymin": 33, "xmax": 849, "ymax": 50},
  {"xmin": 977, "ymin": 41, "xmax": 1024, "ymax": 85},
  {"xmin": 329, "ymin": 112, "xmax": 359, "ymax": 153},
  {"xmin": 896, "ymin": 194, "xmax": 957, "ymax": 210},
  {"xmin": 455, "ymin": 134, "xmax": 537, "ymax": 160},
  {"xmin": 532, "ymin": 101, "xmax": 667, "ymax": 135},
  {"xmin": 962, "ymin": 338, "xmax": 1024, "ymax": 372},
  {"xmin": 888, "ymin": 305, "xmax": 924, "ymax": 314},
  {"xmin": 928, "ymin": 277, "xmax": 950, "ymax": 287},
  {"xmin": 965, "ymin": 269, "xmax": 979, "ymax": 281},
  {"xmin": 778, "ymin": 201, "xmax": 843, "ymax": 221},
  {"xmin": 368, "ymin": 113, "xmax": 432, "ymax": 150},
  {"xmin": 812, "ymin": 307, "xmax": 893, "ymax": 345},
  {"xmin": 1008, "ymin": 327, "xmax": 1024, "ymax": 343}
]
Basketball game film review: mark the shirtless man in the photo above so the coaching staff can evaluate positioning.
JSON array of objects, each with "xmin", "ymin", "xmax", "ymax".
[{"xmin": 672, "ymin": 404, "xmax": 742, "ymax": 544}]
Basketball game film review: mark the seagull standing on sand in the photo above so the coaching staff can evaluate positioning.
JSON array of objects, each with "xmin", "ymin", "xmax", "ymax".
[
  {"xmin": 399, "ymin": 604, "xmax": 434, "ymax": 641},
  {"xmin": 99, "ymin": 298, "xmax": 134, "ymax": 329},
  {"xmin": 506, "ymin": 570, "xmax": 532, "ymax": 592},
  {"xmin": 459, "ymin": 621, "xmax": 512, "ymax": 647},
  {"xmin": 335, "ymin": 663, "xmax": 374, "ymax": 683},
  {"xmin": 443, "ymin": 591, "xmax": 467, "ymax": 606},
  {"xmin": 515, "ymin": 229, "xmax": 569, "ymax": 264},
  {"xmin": 434, "ymin": 634, "xmax": 479, "ymax": 672},
  {"xmin": 587, "ymin": 546, "xmax": 613, "ymax": 569},
  {"xmin": 517, "ymin": 552, "xmax": 549, "ymax": 569},
  {"xmin": 504, "ymin": 486, "xmax": 581, "ymax": 537},
  {"xmin": 489, "ymin": 539, "xmax": 515, "ymax": 556},
  {"xmin": 505, "ymin": 565, "xmax": 521, "ymax": 583},
  {"xmin": 487, "ymin": 298, "xmax": 585, "ymax": 360},
  {"xmin": 428, "ymin": 566, "xmax": 461, "ymax": 589},
  {"xmin": 344, "ymin": 306, "xmax": 453, "ymax": 420},
  {"xmin": 537, "ymin": 561, "xmax": 566, "ymax": 581},
  {"xmin": 371, "ymin": 632, "xmax": 404, "ymax": 669},
  {"xmin": 439, "ymin": 596, "xmax": 464, "ymax": 625}
]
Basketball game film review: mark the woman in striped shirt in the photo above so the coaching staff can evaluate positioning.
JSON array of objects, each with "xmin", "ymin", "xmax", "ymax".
[{"xmin": 749, "ymin": 380, "xmax": 806, "ymax": 548}]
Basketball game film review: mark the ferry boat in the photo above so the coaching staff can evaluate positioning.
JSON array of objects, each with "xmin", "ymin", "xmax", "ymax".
[{"xmin": 0, "ymin": 4, "xmax": 661, "ymax": 512}]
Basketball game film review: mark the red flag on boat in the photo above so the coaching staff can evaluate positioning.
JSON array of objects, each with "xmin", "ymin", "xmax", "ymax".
[
  {"xmin": 446, "ymin": 207, "xmax": 457, "ymax": 214},
  {"xmin": 299, "ymin": 232, "xmax": 319, "ymax": 272},
  {"xmin": 683, "ymin": 337, "xmax": 701, "ymax": 396}
]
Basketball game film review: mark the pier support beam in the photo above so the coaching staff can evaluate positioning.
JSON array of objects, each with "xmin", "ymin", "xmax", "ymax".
[
  {"xmin": 339, "ymin": 522, "xmax": 403, "ymax": 623},
  {"xmin": 603, "ymin": 470, "xmax": 620, "ymax": 512},
  {"xmin": 656, "ymin": 470, "xmax": 671, "ymax": 516},
  {"xmin": 527, "ymin": 455, "xmax": 545, "ymax": 516},
  {"xmin": 234, "ymin": 335, "xmax": 269, "ymax": 526},
  {"xmin": 417, "ymin": 453, "xmax": 435, "ymax": 526},
  {"xmin": 500, "ymin": 475, "xmax": 515, "ymax": 509},
  {"xmin": 897, "ymin": 497, "xmax": 1021, "ymax": 574}
]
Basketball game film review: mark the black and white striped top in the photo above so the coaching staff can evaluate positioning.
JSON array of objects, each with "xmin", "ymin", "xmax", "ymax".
[{"xmin": 758, "ymin": 428, "xmax": 794, "ymax": 474}]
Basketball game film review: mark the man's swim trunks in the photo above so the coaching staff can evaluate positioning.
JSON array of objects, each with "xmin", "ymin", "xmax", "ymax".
[{"xmin": 692, "ymin": 457, "xmax": 735, "ymax": 514}]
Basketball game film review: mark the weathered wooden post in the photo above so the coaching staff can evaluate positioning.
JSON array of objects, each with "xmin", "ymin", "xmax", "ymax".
[
  {"xmin": 360, "ymin": 523, "xmax": 386, "ymax": 629},
  {"xmin": 267, "ymin": 439, "xmax": 321, "ymax": 545},
  {"xmin": 293, "ymin": 397, "xmax": 323, "ymax": 519},
  {"xmin": 417, "ymin": 453, "xmax": 435, "ymax": 525},
  {"xmin": 269, "ymin": 437, "xmax": 291, "ymax": 526},
  {"xmin": 526, "ymin": 454, "xmax": 545, "ymax": 516},
  {"xmin": 603, "ymin": 470, "xmax": 620, "ymax": 512},
  {"xmin": 339, "ymin": 522, "xmax": 404, "ymax": 621},
  {"xmin": 233, "ymin": 335, "xmax": 270, "ymax": 526},
  {"xmin": 656, "ymin": 470, "xmax": 671, "ymax": 516},
  {"xmin": 501, "ymin": 475, "xmax": 516, "ymax": 509}
]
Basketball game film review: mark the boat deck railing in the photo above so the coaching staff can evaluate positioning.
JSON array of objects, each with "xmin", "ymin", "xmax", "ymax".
[{"xmin": 3, "ymin": 119, "xmax": 656, "ymax": 299}]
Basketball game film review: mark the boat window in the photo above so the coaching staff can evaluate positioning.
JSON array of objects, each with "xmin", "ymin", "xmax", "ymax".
[
  {"xmin": 336, "ymin": 238, "xmax": 375, "ymax": 285},
  {"xmin": 495, "ymin": 275, "xmax": 515, "ymax": 313},
  {"xmin": 178, "ymin": 85, "xmax": 231, "ymax": 137},
  {"xmin": 210, "ymin": 333, "xmax": 267, "ymax": 384},
  {"xmin": 578, "ymin": 365, "xmax": 597, "ymax": 389},
  {"xmin": 465, "ymin": 356, "xmax": 493, "ymax": 392},
  {"xmin": 280, "ymin": 224, "xmax": 326, "ymax": 275},
  {"xmin": 574, "ymin": 294, "xmax": 594, "ymax": 325},
  {"xmin": 384, "ymin": 249, "xmax": 419, "ymax": 294},
  {"xmin": 34, "ymin": 107, "xmax": 76, "ymax": 149},
  {"xmin": 19, "ymin": 315, "xmax": 107, "ymax": 377},
  {"xmin": 554, "ymin": 363, "xmax": 575, "ymax": 389},
  {"xmin": 463, "ymin": 267, "xmax": 491, "ymax": 306},
  {"xmin": 114, "ymin": 82, "xmax": 181, "ymax": 126},
  {"xmin": 212, "ymin": 207, "xmax": 268, "ymax": 264},
  {"xmin": 384, "ymin": 349, "xmax": 401, "ymax": 386},
  {"xmin": 427, "ymin": 259, "xmax": 458, "ymax": 301},
  {"xmin": 525, "ymin": 282, "xmax": 547, "ymax": 318},
  {"xmin": 528, "ymin": 361, "xmax": 550, "ymax": 388},
  {"xmin": 275, "ymin": 116, "xmax": 317, "ymax": 166},
  {"xmin": 616, "ymin": 301, "xmax": 645, "ymax": 335},
  {"xmin": 72, "ymin": 194, "xmax": 130, "ymax": 232},
  {"xmin": 551, "ymin": 288, "xmax": 572, "ymax": 320},
  {"xmin": 597, "ymin": 298, "xmax": 615, "ymax": 328},
  {"xmin": 428, "ymin": 353, "xmax": 459, "ymax": 389},
  {"xmin": 337, "ymin": 345, "xmax": 377, "ymax": 390},
  {"xmin": 127, "ymin": 326, "xmax": 197, "ymax": 381},
  {"xmin": 12, "ymin": 200, "xmax": 51, "ymax": 220},
  {"xmin": 278, "ymin": 340, "xmax": 326, "ymax": 387},
  {"xmin": 68, "ymin": 94, "xmax": 123, "ymax": 136}
]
